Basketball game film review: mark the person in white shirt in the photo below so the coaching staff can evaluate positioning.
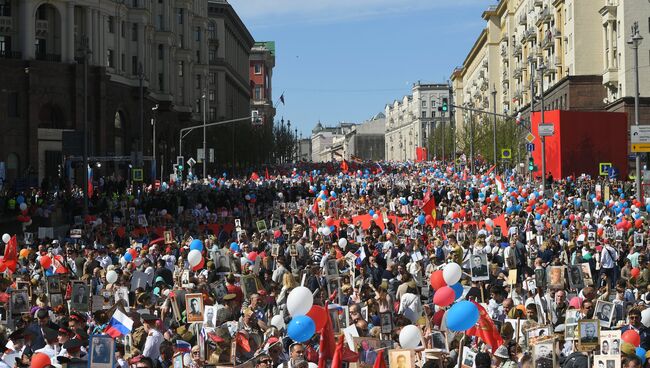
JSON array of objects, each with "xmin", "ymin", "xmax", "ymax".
[
  {"xmin": 398, "ymin": 292, "xmax": 422, "ymax": 324},
  {"xmin": 34, "ymin": 327, "xmax": 60, "ymax": 360},
  {"xmin": 600, "ymin": 241, "xmax": 619, "ymax": 288},
  {"xmin": 142, "ymin": 314, "xmax": 163, "ymax": 361}
]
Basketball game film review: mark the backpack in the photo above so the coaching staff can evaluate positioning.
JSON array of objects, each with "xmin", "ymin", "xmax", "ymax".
[{"xmin": 561, "ymin": 352, "xmax": 588, "ymax": 368}]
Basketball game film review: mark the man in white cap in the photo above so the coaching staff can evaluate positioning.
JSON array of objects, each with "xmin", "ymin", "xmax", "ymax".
[{"xmin": 493, "ymin": 345, "xmax": 516, "ymax": 368}]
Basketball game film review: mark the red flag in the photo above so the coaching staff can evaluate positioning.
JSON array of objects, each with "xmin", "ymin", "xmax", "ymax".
[
  {"xmin": 321, "ymin": 303, "xmax": 336, "ymax": 359},
  {"xmin": 421, "ymin": 197, "xmax": 437, "ymax": 227},
  {"xmin": 235, "ymin": 331, "xmax": 251, "ymax": 352},
  {"xmin": 340, "ymin": 160, "xmax": 349, "ymax": 173},
  {"xmin": 312, "ymin": 199, "xmax": 319, "ymax": 215},
  {"xmin": 465, "ymin": 300, "xmax": 504, "ymax": 353},
  {"xmin": 331, "ymin": 334, "xmax": 344, "ymax": 368},
  {"xmin": 484, "ymin": 164, "xmax": 496, "ymax": 176},
  {"xmin": 250, "ymin": 172, "xmax": 260, "ymax": 181},
  {"xmin": 486, "ymin": 214, "xmax": 508, "ymax": 237},
  {"xmin": 3, "ymin": 235, "xmax": 17, "ymax": 273},
  {"xmin": 372, "ymin": 349, "xmax": 387, "ymax": 368},
  {"xmin": 265, "ymin": 168, "xmax": 270, "ymax": 180}
]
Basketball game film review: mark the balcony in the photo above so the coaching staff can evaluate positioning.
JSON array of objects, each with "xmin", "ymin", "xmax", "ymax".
[
  {"xmin": 553, "ymin": 56, "xmax": 562, "ymax": 66},
  {"xmin": 535, "ymin": 0, "xmax": 543, "ymax": 6},
  {"xmin": 36, "ymin": 20, "xmax": 48, "ymax": 36},
  {"xmin": 542, "ymin": 34, "xmax": 554, "ymax": 49},
  {"xmin": 518, "ymin": 13, "xmax": 527, "ymax": 25},
  {"xmin": 541, "ymin": 8, "xmax": 553, "ymax": 23},
  {"xmin": 513, "ymin": 64, "xmax": 523, "ymax": 78},
  {"xmin": 501, "ymin": 45, "xmax": 507, "ymax": 57},
  {"xmin": 513, "ymin": 43, "xmax": 522, "ymax": 56},
  {"xmin": 35, "ymin": 52, "xmax": 61, "ymax": 62},
  {"xmin": 503, "ymin": 69, "xmax": 509, "ymax": 79},
  {"xmin": 0, "ymin": 16, "xmax": 13, "ymax": 32},
  {"xmin": 524, "ymin": 28, "xmax": 537, "ymax": 42},
  {"xmin": 0, "ymin": 50, "xmax": 22, "ymax": 59},
  {"xmin": 552, "ymin": 27, "xmax": 561, "ymax": 38},
  {"xmin": 602, "ymin": 67, "xmax": 619, "ymax": 85}
]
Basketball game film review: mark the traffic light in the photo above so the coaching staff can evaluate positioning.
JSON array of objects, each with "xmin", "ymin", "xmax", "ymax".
[
  {"xmin": 528, "ymin": 157, "xmax": 534, "ymax": 171},
  {"xmin": 442, "ymin": 98, "xmax": 448, "ymax": 112}
]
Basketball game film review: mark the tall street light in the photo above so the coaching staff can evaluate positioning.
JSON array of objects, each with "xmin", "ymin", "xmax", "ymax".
[
  {"xmin": 538, "ymin": 63, "xmax": 547, "ymax": 193},
  {"xmin": 202, "ymin": 90, "xmax": 207, "ymax": 178},
  {"xmin": 491, "ymin": 85, "xmax": 498, "ymax": 167},
  {"xmin": 628, "ymin": 21, "xmax": 643, "ymax": 199}
]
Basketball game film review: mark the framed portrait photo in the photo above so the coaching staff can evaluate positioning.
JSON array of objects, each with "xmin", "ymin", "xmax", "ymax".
[
  {"xmin": 50, "ymin": 293, "xmax": 64, "ymax": 308},
  {"xmin": 429, "ymin": 330, "xmax": 448, "ymax": 352},
  {"xmin": 470, "ymin": 253, "xmax": 489, "ymax": 281},
  {"xmin": 600, "ymin": 330, "xmax": 621, "ymax": 355},
  {"xmin": 326, "ymin": 259, "xmax": 339, "ymax": 277},
  {"xmin": 380, "ymin": 312, "xmax": 393, "ymax": 334},
  {"xmin": 203, "ymin": 305, "xmax": 217, "ymax": 328},
  {"xmin": 89, "ymin": 334, "xmax": 115, "ymax": 368},
  {"xmin": 240, "ymin": 275, "xmax": 259, "ymax": 300},
  {"xmin": 185, "ymin": 293, "xmax": 204, "ymax": 323},
  {"xmin": 594, "ymin": 355, "xmax": 620, "ymax": 368},
  {"xmin": 532, "ymin": 338, "xmax": 555, "ymax": 368},
  {"xmin": 546, "ymin": 266, "xmax": 565, "ymax": 289},
  {"xmin": 579, "ymin": 263, "xmax": 594, "ymax": 286},
  {"xmin": 594, "ymin": 300, "xmax": 615, "ymax": 328},
  {"xmin": 567, "ymin": 265, "xmax": 584, "ymax": 290},
  {"xmin": 526, "ymin": 325, "xmax": 552, "ymax": 345},
  {"xmin": 46, "ymin": 275, "xmax": 61, "ymax": 294},
  {"xmin": 173, "ymin": 352, "xmax": 185, "ymax": 368},
  {"xmin": 388, "ymin": 349, "xmax": 415, "ymax": 368},
  {"xmin": 577, "ymin": 319, "xmax": 600, "ymax": 351},
  {"xmin": 634, "ymin": 232, "xmax": 644, "ymax": 247},
  {"xmin": 10, "ymin": 290, "xmax": 29, "ymax": 315},
  {"xmin": 353, "ymin": 337, "xmax": 384, "ymax": 368},
  {"xmin": 70, "ymin": 281, "xmax": 90, "ymax": 312}
]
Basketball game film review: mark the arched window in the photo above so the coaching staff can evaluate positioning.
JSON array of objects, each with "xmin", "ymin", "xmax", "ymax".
[
  {"xmin": 114, "ymin": 111, "xmax": 124, "ymax": 155},
  {"xmin": 6, "ymin": 152, "xmax": 19, "ymax": 170},
  {"xmin": 208, "ymin": 21, "xmax": 216, "ymax": 40}
]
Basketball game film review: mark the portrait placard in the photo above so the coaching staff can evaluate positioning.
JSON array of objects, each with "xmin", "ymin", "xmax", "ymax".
[
  {"xmin": 89, "ymin": 334, "xmax": 115, "ymax": 368},
  {"xmin": 594, "ymin": 300, "xmax": 615, "ymax": 328},
  {"xmin": 599, "ymin": 330, "xmax": 621, "ymax": 355},
  {"xmin": 388, "ymin": 349, "xmax": 416, "ymax": 368},
  {"xmin": 577, "ymin": 319, "xmax": 600, "ymax": 351},
  {"xmin": 470, "ymin": 253, "xmax": 489, "ymax": 281},
  {"xmin": 70, "ymin": 281, "xmax": 89, "ymax": 312},
  {"xmin": 547, "ymin": 265, "xmax": 565, "ymax": 289},
  {"xmin": 594, "ymin": 355, "xmax": 620, "ymax": 368},
  {"xmin": 567, "ymin": 265, "xmax": 584, "ymax": 290},
  {"xmin": 532, "ymin": 338, "xmax": 556, "ymax": 368},
  {"xmin": 185, "ymin": 293, "xmax": 204, "ymax": 323}
]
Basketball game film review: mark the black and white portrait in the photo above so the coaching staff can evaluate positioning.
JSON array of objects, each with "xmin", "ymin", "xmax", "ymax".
[
  {"xmin": 50, "ymin": 293, "xmax": 64, "ymax": 308},
  {"xmin": 533, "ymin": 339, "xmax": 555, "ymax": 368},
  {"xmin": 430, "ymin": 330, "xmax": 447, "ymax": 352},
  {"xmin": 595, "ymin": 300, "xmax": 615, "ymax": 328},
  {"xmin": 11, "ymin": 290, "xmax": 29, "ymax": 315},
  {"xmin": 470, "ymin": 253, "xmax": 489, "ymax": 281},
  {"xmin": 47, "ymin": 276, "xmax": 61, "ymax": 294},
  {"xmin": 380, "ymin": 312, "xmax": 392, "ymax": 334},
  {"xmin": 326, "ymin": 259, "xmax": 339, "ymax": 277},
  {"xmin": 204, "ymin": 305, "xmax": 216, "ymax": 328},
  {"xmin": 567, "ymin": 265, "xmax": 584, "ymax": 290},
  {"xmin": 115, "ymin": 287, "xmax": 130, "ymax": 309},
  {"xmin": 578, "ymin": 319, "xmax": 599, "ymax": 349},
  {"xmin": 89, "ymin": 335, "xmax": 115, "ymax": 368},
  {"xmin": 185, "ymin": 293, "xmax": 204, "ymax": 323},
  {"xmin": 70, "ymin": 282, "xmax": 89, "ymax": 312}
]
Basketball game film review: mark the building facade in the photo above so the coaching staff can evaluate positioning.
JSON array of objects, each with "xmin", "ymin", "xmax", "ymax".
[
  {"xmin": 310, "ymin": 122, "xmax": 355, "ymax": 163},
  {"xmin": 249, "ymin": 41, "xmax": 275, "ymax": 125},
  {"xmin": 0, "ymin": 0, "xmax": 258, "ymax": 186},
  {"xmin": 384, "ymin": 83, "xmax": 450, "ymax": 161},
  {"xmin": 451, "ymin": 0, "xmax": 650, "ymax": 157}
]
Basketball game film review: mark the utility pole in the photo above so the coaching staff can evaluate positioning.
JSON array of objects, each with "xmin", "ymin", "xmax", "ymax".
[
  {"xmin": 449, "ymin": 84, "xmax": 457, "ymax": 171},
  {"xmin": 81, "ymin": 36, "xmax": 91, "ymax": 214},
  {"xmin": 138, "ymin": 63, "xmax": 144, "ymax": 169},
  {"xmin": 628, "ymin": 22, "xmax": 643, "ymax": 198},
  {"xmin": 202, "ymin": 90, "xmax": 207, "ymax": 178},
  {"xmin": 539, "ymin": 63, "xmax": 547, "ymax": 194},
  {"xmin": 491, "ymin": 85, "xmax": 498, "ymax": 167},
  {"xmin": 529, "ymin": 56, "xmax": 535, "ymax": 183},
  {"xmin": 470, "ymin": 108, "xmax": 475, "ymax": 175}
]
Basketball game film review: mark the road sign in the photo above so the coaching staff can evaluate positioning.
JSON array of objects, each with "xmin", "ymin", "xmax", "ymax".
[
  {"xmin": 501, "ymin": 149, "xmax": 512, "ymax": 159},
  {"xmin": 599, "ymin": 162, "xmax": 612, "ymax": 176},
  {"xmin": 632, "ymin": 143, "xmax": 650, "ymax": 152},
  {"xmin": 187, "ymin": 157, "xmax": 196, "ymax": 167},
  {"xmin": 538, "ymin": 124, "xmax": 555, "ymax": 137},
  {"xmin": 132, "ymin": 168, "xmax": 143, "ymax": 181},
  {"xmin": 526, "ymin": 143, "xmax": 535, "ymax": 152},
  {"xmin": 631, "ymin": 126, "xmax": 650, "ymax": 143},
  {"xmin": 525, "ymin": 133, "xmax": 535, "ymax": 143}
]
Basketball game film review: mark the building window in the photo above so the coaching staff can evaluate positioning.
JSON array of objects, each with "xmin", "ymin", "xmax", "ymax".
[
  {"xmin": 132, "ymin": 56, "xmax": 138, "ymax": 75},
  {"xmin": 421, "ymin": 100, "xmax": 426, "ymax": 107},
  {"xmin": 195, "ymin": 27, "xmax": 201, "ymax": 42},
  {"xmin": 195, "ymin": 74, "xmax": 201, "ymax": 89},
  {"xmin": 158, "ymin": 44, "xmax": 163, "ymax": 60},
  {"xmin": 0, "ymin": 35, "xmax": 9, "ymax": 55},
  {"xmin": 158, "ymin": 73, "xmax": 164, "ymax": 90},
  {"xmin": 107, "ymin": 49, "xmax": 114, "ymax": 67},
  {"xmin": 108, "ymin": 16, "xmax": 115, "ymax": 33},
  {"xmin": 208, "ymin": 22, "xmax": 216, "ymax": 39},
  {"xmin": 209, "ymin": 72, "xmax": 216, "ymax": 85},
  {"xmin": 0, "ymin": 0, "xmax": 11, "ymax": 17},
  {"xmin": 421, "ymin": 111, "xmax": 427, "ymax": 118},
  {"xmin": 254, "ymin": 64, "xmax": 262, "ymax": 74},
  {"xmin": 121, "ymin": 53, "xmax": 125, "ymax": 71},
  {"xmin": 177, "ymin": 8, "xmax": 183, "ymax": 24},
  {"xmin": 209, "ymin": 90, "xmax": 215, "ymax": 102},
  {"xmin": 121, "ymin": 22, "xmax": 125, "ymax": 38},
  {"xmin": 178, "ymin": 61, "xmax": 184, "ymax": 77},
  {"xmin": 7, "ymin": 92, "xmax": 18, "ymax": 117},
  {"xmin": 209, "ymin": 46, "xmax": 216, "ymax": 62},
  {"xmin": 254, "ymin": 85, "xmax": 262, "ymax": 100},
  {"xmin": 209, "ymin": 107, "xmax": 216, "ymax": 120},
  {"xmin": 156, "ymin": 15, "xmax": 163, "ymax": 30},
  {"xmin": 196, "ymin": 50, "xmax": 200, "ymax": 61},
  {"xmin": 132, "ymin": 23, "xmax": 138, "ymax": 41}
]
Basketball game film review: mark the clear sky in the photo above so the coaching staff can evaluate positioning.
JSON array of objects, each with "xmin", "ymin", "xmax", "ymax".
[{"xmin": 229, "ymin": 0, "xmax": 494, "ymax": 137}]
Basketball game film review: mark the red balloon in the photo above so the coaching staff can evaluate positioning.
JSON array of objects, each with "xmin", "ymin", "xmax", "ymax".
[
  {"xmin": 597, "ymin": 228, "xmax": 604, "ymax": 237},
  {"xmin": 636, "ymin": 219, "xmax": 644, "ymax": 229},
  {"xmin": 39, "ymin": 255, "xmax": 52, "ymax": 269},
  {"xmin": 192, "ymin": 257, "xmax": 205, "ymax": 271},
  {"xmin": 247, "ymin": 251, "xmax": 259, "ymax": 262},
  {"xmin": 129, "ymin": 248, "xmax": 138, "ymax": 258},
  {"xmin": 622, "ymin": 329, "xmax": 641, "ymax": 347},
  {"xmin": 433, "ymin": 286, "xmax": 455, "ymax": 307},
  {"xmin": 631, "ymin": 267, "xmax": 641, "ymax": 279},
  {"xmin": 306, "ymin": 305, "xmax": 327, "ymax": 332},
  {"xmin": 31, "ymin": 352, "xmax": 51, "ymax": 368},
  {"xmin": 569, "ymin": 214, "xmax": 575, "ymax": 221},
  {"xmin": 430, "ymin": 270, "xmax": 447, "ymax": 291},
  {"xmin": 274, "ymin": 230, "xmax": 282, "ymax": 238},
  {"xmin": 425, "ymin": 215, "xmax": 433, "ymax": 225},
  {"xmin": 326, "ymin": 218, "xmax": 335, "ymax": 227}
]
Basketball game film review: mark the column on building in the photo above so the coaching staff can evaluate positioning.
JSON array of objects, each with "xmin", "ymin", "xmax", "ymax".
[
  {"xmin": 98, "ymin": 11, "xmax": 106, "ymax": 66},
  {"xmin": 163, "ymin": 45, "xmax": 170, "ymax": 93},
  {"xmin": 20, "ymin": 0, "xmax": 36, "ymax": 59},
  {"xmin": 91, "ymin": 8, "xmax": 99, "ymax": 65},
  {"xmin": 62, "ymin": 2, "xmax": 74, "ymax": 62}
]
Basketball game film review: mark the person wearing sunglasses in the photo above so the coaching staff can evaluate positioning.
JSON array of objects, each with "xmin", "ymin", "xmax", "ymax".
[
  {"xmin": 255, "ymin": 354, "xmax": 273, "ymax": 368},
  {"xmin": 621, "ymin": 307, "xmax": 650, "ymax": 350}
]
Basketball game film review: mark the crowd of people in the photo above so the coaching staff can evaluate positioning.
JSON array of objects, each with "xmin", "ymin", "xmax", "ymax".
[{"xmin": 0, "ymin": 160, "xmax": 648, "ymax": 368}]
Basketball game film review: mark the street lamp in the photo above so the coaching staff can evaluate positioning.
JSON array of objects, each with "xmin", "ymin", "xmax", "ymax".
[
  {"xmin": 491, "ymin": 84, "xmax": 497, "ymax": 167},
  {"xmin": 202, "ymin": 90, "xmax": 207, "ymax": 178},
  {"xmin": 138, "ymin": 63, "xmax": 144, "ymax": 165},
  {"xmin": 151, "ymin": 104, "xmax": 158, "ymax": 181},
  {"xmin": 628, "ymin": 21, "xmax": 643, "ymax": 198},
  {"xmin": 538, "ymin": 62, "xmax": 547, "ymax": 193}
]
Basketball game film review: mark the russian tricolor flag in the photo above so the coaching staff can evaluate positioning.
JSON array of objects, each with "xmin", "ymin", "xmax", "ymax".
[
  {"xmin": 104, "ymin": 310, "xmax": 134, "ymax": 338},
  {"xmin": 176, "ymin": 340, "xmax": 192, "ymax": 353}
]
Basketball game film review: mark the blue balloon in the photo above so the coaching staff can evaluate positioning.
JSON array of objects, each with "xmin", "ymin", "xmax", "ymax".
[
  {"xmin": 369, "ymin": 210, "xmax": 375, "ymax": 216},
  {"xmin": 535, "ymin": 214, "xmax": 541, "ymax": 220},
  {"xmin": 561, "ymin": 220, "xmax": 568, "ymax": 227},
  {"xmin": 418, "ymin": 215, "xmax": 425, "ymax": 225},
  {"xmin": 646, "ymin": 204, "xmax": 650, "ymax": 213},
  {"xmin": 637, "ymin": 347, "xmax": 647, "ymax": 364},
  {"xmin": 45, "ymin": 268, "xmax": 54, "ymax": 276},
  {"xmin": 190, "ymin": 239, "xmax": 204, "ymax": 251},
  {"xmin": 546, "ymin": 200, "xmax": 553, "ymax": 207},
  {"xmin": 287, "ymin": 315, "xmax": 316, "ymax": 342},
  {"xmin": 331, "ymin": 192, "xmax": 337, "ymax": 198},
  {"xmin": 400, "ymin": 198, "xmax": 407, "ymax": 205},
  {"xmin": 446, "ymin": 301, "xmax": 479, "ymax": 331},
  {"xmin": 230, "ymin": 242, "xmax": 240, "ymax": 252},
  {"xmin": 124, "ymin": 252, "xmax": 133, "ymax": 262},
  {"xmin": 450, "ymin": 283, "xmax": 463, "ymax": 300},
  {"xmin": 330, "ymin": 226, "xmax": 335, "ymax": 232},
  {"xmin": 16, "ymin": 195, "xmax": 24, "ymax": 204}
]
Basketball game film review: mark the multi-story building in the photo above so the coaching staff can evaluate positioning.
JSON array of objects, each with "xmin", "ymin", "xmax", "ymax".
[
  {"xmin": 0, "ymin": 0, "xmax": 258, "ymax": 185},
  {"xmin": 310, "ymin": 122, "xmax": 355, "ymax": 163},
  {"xmin": 452, "ymin": 0, "xmax": 650, "ymax": 156},
  {"xmin": 296, "ymin": 138, "xmax": 312, "ymax": 162},
  {"xmin": 384, "ymin": 83, "xmax": 449, "ymax": 161},
  {"xmin": 249, "ymin": 41, "xmax": 275, "ymax": 125}
]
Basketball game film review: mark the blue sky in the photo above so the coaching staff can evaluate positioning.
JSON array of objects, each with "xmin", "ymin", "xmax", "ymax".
[{"xmin": 229, "ymin": 0, "xmax": 493, "ymax": 137}]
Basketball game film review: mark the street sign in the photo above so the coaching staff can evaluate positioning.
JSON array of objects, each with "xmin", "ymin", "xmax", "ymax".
[
  {"xmin": 501, "ymin": 149, "xmax": 512, "ymax": 159},
  {"xmin": 187, "ymin": 157, "xmax": 196, "ymax": 167},
  {"xmin": 132, "ymin": 168, "xmax": 143, "ymax": 181},
  {"xmin": 538, "ymin": 124, "xmax": 555, "ymax": 137},
  {"xmin": 632, "ymin": 143, "xmax": 650, "ymax": 152},
  {"xmin": 526, "ymin": 143, "xmax": 535, "ymax": 152},
  {"xmin": 197, "ymin": 148, "xmax": 204, "ymax": 161},
  {"xmin": 631, "ymin": 126, "xmax": 650, "ymax": 143},
  {"xmin": 599, "ymin": 163, "xmax": 612, "ymax": 176},
  {"xmin": 525, "ymin": 133, "xmax": 535, "ymax": 143}
]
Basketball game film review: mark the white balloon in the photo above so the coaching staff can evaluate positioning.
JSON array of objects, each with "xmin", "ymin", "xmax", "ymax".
[
  {"xmin": 485, "ymin": 218, "xmax": 494, "ymax": 227},
  {"xmin": 642, "ymin": 308, "xmax": 650, "ymax": 328},
  {"xmin": 338, "ymin": 238, "xmax": 348, "ymax": 249},
  {"xmin": 287, "ymin": 286, "xmax": 314, "ymax": 316},
  {"xmin": 443, "ymin": 263, "xmax": 462, "ymax": 285},
  {"xmin": 322, "ymin": 227, "xmax": 331, "ymax": 236},
  {"xmin": 188, "ymin": 249, "xmax": 202, "ymax": 267},
  {"xmin": 372, "ymin": 214, "xmax": 379, "ymax": 220},
  {"xmin": 2, "ymin": 234, "xmax": 10, "ymax": 244},
  {"xmin": 399, "ymin": 325, "xmax": 422, "ymax": 349},
  {"xmin": 19, "ymin": 203, "xmax": 27, "ymax": 211},
  {"xmin": 271, "ymin": 315, "xmax": 286, "ymax": 330},
  {"xmin": 106, "ymin": 270, "xmax": 118, "ymax": 284}
]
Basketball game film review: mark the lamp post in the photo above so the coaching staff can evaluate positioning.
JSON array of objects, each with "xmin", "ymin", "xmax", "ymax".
[
  {"xmin": 138, "ymin": 63, "xmax": 144, "ymax": 166},
  {"xmin": 628, "ymin": 21, "xmax": 643, "ymax": 198},
  {"xmin": 79, "ymin": 36, "xmax": 91, "ymax": 214},
  {"xmin": 491, "ymin": 85, "xmax": 498, "ymax": 167},
  {"xmin": 151, "ymin": 104, "xmax": 158, "ymax": 181},
  {"xmin": 538, "ymin": 63, "xmax": 547, "ymax": 193},
  {"xmin": 202, "ymin": 89, "xmax": 207, "ymax": 178}
]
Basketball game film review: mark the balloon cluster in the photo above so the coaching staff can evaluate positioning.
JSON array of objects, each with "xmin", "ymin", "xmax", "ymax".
[
  {"xmin": 188, "ymin": 239, "xmax": 205, "ymax": 271},
  {"xmin": 622, "ymin": 329, "xmax": 647, "ymax": 363},
  {"xmin": 286, "ymin": 286, "xmax": 317, "ymax": 342},
  {"xmin": 429, "ymin": 263, "xmax": 480, "ymax": 331}
]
